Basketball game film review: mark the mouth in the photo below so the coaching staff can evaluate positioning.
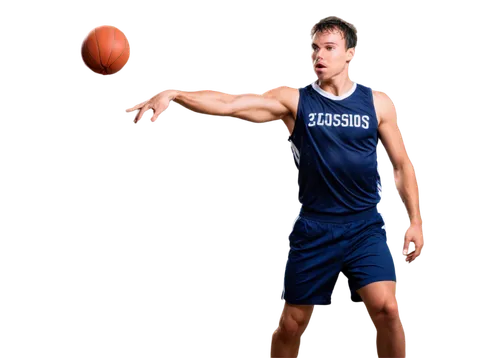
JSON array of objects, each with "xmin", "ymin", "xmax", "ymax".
[{"xmin": 315, "ymin": 63, "xmax": 326, "ymax": 69}]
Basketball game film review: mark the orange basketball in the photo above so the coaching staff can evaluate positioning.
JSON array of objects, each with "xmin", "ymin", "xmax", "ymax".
[{"xmin": 81, "ymin": 25, "xmax": 130, "ymax": 75}]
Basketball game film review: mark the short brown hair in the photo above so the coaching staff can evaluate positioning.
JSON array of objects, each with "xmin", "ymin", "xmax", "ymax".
[{"xmin": 311, "ymin": 16, "xmax": 357, "ymax": 49}]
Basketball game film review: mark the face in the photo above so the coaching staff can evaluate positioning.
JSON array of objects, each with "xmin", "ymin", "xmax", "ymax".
[{"xmin": 311, "ymin": 30, "xmax": 354, "ymax": 80}]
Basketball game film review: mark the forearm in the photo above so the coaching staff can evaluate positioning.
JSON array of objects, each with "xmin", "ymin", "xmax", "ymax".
[{"xmin": 394, "ymin": 162, "xmax": 422, "ymax": 225}]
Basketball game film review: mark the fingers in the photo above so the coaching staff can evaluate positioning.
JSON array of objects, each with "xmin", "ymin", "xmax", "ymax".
[
  {"xmin": 132, "ymin": 107, "xmax": 167, "ymax": 125},
  {"xmin": 405, "ymin": 243, "xmax": 423, "ymax": 263},
  {"xmin": 401, "ymin": 237, "xmax": 414, "ymax": 263},
  {"xmin": 402, "ymin": 236, "xmax": 411, "ymax": 256},
  {"xmin": 127, "ymin": 93, "xmax": 172, "ymax": 123},
  {"xmin": 409, "ymin": 242, "xmax": 423, "ymax": 263},
  {"xmin": 149, "ymin": 111, "xmax": 165, "ymax": 125},
  {"xmin": 149, "ymin": 106, "xmax": 170, "ymax": 125},
  {"xmin": 405, "ymin": 250, "xmax": 415, "ymax": 263},
  {"xmin": 132, "ymin": 106, "xmax": 151, "ymax": 125},
  {"xmin": 123, "ymin": 98, "xmax": 149, "ymax": 115}
]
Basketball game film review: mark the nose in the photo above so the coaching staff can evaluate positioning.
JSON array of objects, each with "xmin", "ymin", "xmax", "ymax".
[{"xmin": 313, "ymin": 50, "xmax": 324, "ymax": 62}]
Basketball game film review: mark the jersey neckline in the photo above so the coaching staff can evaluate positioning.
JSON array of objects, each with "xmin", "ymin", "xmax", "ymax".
[{"xmin": 311, "ymin": 81, "xmax": 357, "ymax": 101}]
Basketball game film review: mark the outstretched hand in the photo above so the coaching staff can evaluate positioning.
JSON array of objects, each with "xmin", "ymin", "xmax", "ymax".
[{"xmin": 126, "ymin": 90, "xmax": 177, "ymax": 123}]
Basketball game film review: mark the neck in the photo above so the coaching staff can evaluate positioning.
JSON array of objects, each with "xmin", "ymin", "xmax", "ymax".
[{"xmin": 317, "ymin": 73, "xmax": 353, "ymax": 97}]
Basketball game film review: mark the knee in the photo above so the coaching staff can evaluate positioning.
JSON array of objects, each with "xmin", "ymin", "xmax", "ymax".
[
  {"xmin": 372, "ymin": 299, "xmax": 400, "ymax": 326},
  {"xmin": 274, "ymin": 313, "xmax": 308, "ymax": 341}
]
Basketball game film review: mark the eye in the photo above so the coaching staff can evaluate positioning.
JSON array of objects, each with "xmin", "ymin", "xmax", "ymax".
[{"xmin": 327, "ymin": 46, "xmax": 333, "ymax": 51}]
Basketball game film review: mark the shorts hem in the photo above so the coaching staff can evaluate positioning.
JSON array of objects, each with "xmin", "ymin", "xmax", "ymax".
[
  {"xmin": 354, "ymin": 276, "xmax": 398, "ymax": 291},
  {"xmin": 282, "ymin": 297, "xmax": 331, "ymax": 305}
]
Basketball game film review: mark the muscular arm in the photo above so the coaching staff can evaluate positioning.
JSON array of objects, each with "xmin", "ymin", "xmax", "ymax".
[
  {"xmin": 173, "ymin": 86, "xmax": 296, "ymax": 122},
  {"xmin": 231, "ymin": 86, "xmax": 296, "ymax": 126},
  {"xmin": 176, "ymin": 88, "xmax": 252, "ymax": 103},
  {"xmin": 374, "ymin": 92, "xmax": 422, "ymax": 224}
]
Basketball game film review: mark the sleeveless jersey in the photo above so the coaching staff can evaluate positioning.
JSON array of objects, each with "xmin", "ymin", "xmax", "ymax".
[{"xmin": 289, "ymin": 81, "xmax": 382, "ymax": 216}]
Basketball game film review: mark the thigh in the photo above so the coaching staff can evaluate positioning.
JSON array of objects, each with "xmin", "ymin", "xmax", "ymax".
[
  {"xmin": 342, "ymin": 214, "xmax": 396, "ymax": 302},
  {"xmin": 282, "ymin": 216, "xmax": 342, "ymax": 305}
]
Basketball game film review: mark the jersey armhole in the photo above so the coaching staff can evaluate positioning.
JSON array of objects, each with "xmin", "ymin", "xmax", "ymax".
[{"xmin": 369, "ymin": 89, "xmax": 381, "ymax": 129}]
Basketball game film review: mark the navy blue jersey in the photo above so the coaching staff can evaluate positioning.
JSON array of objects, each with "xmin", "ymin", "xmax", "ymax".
[{"xmin": 289, "ymin": 81, "xmax": 381, "ymax": 216}]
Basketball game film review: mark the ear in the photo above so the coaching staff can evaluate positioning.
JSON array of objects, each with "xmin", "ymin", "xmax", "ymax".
[{"xmin": 346, "ymin": 47, "xmax": 355, "ymax": 62}]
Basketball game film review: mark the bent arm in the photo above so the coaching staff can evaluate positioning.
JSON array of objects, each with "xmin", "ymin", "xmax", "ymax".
[
  {"xmin": 172, "ymin": 87, "xmax": 292, "ymax": 123},
  {"xmin": 375, "ymin": 91, "xmax": 422, "ymax": 225}
]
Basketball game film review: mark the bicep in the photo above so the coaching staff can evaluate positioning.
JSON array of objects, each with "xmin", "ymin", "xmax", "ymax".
[
  {"xmin": 376, "ymin": 92, "xmax": 410, "ymax": 169},
  {"xmin": 228, "ymin": 94, "xmax": 288, "ymax": 123}
]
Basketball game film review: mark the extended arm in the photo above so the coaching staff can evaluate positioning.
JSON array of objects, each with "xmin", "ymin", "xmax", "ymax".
[
  {"xmin": 126, "ymin": 87, "xmax": 296, "ymax": 124},
  {"xmin": 171, "ymin": 90, "xmax": 289, "ymax": 123}
]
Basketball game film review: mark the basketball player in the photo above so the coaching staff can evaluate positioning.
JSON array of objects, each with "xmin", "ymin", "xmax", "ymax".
[{"xmin": 127, "ymin": 16, "xmax": 423, "ymax": 358}]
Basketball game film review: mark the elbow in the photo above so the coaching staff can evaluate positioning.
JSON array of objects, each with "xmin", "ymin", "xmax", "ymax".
[
  {"xmin": 217, "ymin": 103, "xmax": 235, "ymax": 117},
  {"xmin": 393, "ymin": 158, "xmax": 413, "ymax": 172},
  {"xmin": 393, "ymin": 160, "xmax": 413, "ymax": 183},
  {"xmin": 391, "ymin": 158, "xmax": 415, "ymax": 180},
  {"xmin": 214, "ymin": 96, "xmax": 235, "ymax": 118},
  {"xmin": 225, "ymin": 95, "xmax": 265, "ymax": 122}
]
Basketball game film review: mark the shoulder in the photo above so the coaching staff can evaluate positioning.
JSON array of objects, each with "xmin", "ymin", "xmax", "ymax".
[
  {"xmin": 263, "ymin": 86, "xmax": 300, "ymax": 112},
  {"xmin": 263, "ymin": 86, "xmax": 299, "ymax": 98},
  {"xmin": 372, "ymin": 90, "xmax": 397, "ymax": 124}
]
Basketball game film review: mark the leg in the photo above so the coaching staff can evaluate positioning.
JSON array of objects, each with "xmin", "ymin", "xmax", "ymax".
[
  {"xmin": 357, "ymin": 281, "xmax": 405, "ymax": 358},
  {"xmin": 342, "ymin": 213, "xmax": 401, "ymax": 356},
  {"xmin": 273, "ymin": 215, "xmax": 339, "ymax": 356},
  {"xmin": 271, "ymin": 302, "xmax": 314, "ymax": 358}
]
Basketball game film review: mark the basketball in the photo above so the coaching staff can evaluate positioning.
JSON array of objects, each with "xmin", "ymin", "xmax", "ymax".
[{"xmin": 81, "ymin": 25, "xmax": 130, "ymax": 75}]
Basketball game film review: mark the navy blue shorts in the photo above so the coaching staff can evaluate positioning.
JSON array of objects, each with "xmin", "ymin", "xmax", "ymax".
[{"xmin": 281, "ymin": 207, "xmax": 396, "ymax": 305}]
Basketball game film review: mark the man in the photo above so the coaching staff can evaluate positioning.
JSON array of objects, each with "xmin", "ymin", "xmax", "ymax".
[{"xmin": 127, "ymin": 16, "xmax": 423, "ymax": 358}]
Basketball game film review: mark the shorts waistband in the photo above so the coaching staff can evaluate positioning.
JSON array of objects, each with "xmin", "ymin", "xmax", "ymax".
[{"xmin": 299, "ymin": 207, "xmax": 379, "ymax": 223}]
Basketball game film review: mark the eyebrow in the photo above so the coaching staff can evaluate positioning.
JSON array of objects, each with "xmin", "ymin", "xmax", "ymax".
[{"xmin": 311, "ymin": 42, "xmax": 338, "ymax": 47}]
